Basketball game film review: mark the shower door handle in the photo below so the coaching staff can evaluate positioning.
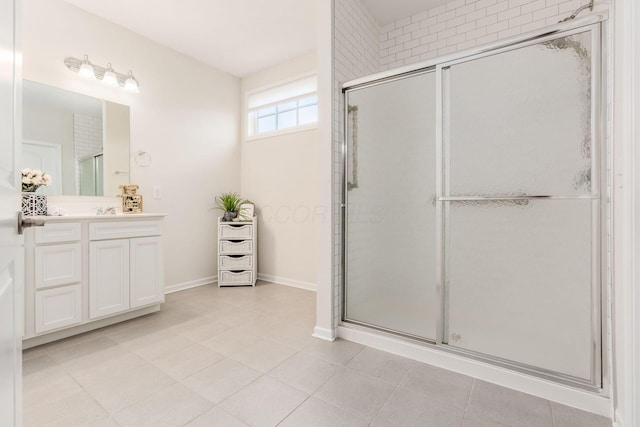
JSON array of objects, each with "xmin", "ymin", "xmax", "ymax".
[
  {"xmin": 438, "ymin": 195, "xmax": 598, "ymax": 201},
  {"xmin": 437, "ymin": 195, "xmax": 598, "ymax": 207}
]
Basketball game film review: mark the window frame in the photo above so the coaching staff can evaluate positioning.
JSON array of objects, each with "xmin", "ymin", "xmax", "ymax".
[{"xmin": 244, "ymin": 73, "xmax": 318, "ymax": 141}]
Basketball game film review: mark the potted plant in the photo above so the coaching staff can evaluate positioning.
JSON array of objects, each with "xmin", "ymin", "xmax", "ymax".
[{"xmin": 215, "ymin": 192, "xmax": 244, "ymax": 222}]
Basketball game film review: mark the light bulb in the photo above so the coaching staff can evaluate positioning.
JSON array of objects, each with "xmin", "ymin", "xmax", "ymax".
[
  {"xmin": 124, "ymin": 70, "xmax": 139, "ymax": 93},
  {"xmin": 103, "ymin": 63, "xmax": 119, "ymax": 87},
  {"xmin": 77, "ymin": 55, "xmax": 95, "ymax": 80}
]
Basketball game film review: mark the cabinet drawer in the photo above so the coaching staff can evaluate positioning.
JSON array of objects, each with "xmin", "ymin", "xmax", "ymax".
[
  {"xmin": 90, "ymin": 220, "xmax": 161, "ymax": 240},
  {"xmin": 35, "ymin": 285, "xmax": 82, "ymax": 333},
  {"xmin": 219, "ymin": 224, "xmax": 253, "ymax": 239},
  {"xmin": 35, "ymin": 222, "xmax": 81, "ymax": 244},
  {"xmin": 35, "ymin": 243, "xmax": 82, "ymax": 289},
  {"xmin": 219, "ymin": 240, "xmax": 253, "ymax": 255},
  {"xmin": 219, "ymin": 270, "xmax": 254, "ymax": 286},
  {"xmin": 219, "ymin": 255, "xmax": 253, "ymax": 270}
]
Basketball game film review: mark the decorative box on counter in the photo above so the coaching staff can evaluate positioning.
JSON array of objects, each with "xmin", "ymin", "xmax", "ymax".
[{"xmin": 119, "ymin": 184, "xmax": 143, "ymax": 214}]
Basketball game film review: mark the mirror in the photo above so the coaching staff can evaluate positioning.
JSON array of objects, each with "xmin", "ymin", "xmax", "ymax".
[{"xmin": 22, "ymin": 80, "xmax": 130, "ymax": 196}]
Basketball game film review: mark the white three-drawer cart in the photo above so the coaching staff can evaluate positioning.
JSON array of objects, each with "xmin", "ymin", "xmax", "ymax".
[{"xmin": 218, "ymin": 216, "xmax": 257, "ymax": 286}]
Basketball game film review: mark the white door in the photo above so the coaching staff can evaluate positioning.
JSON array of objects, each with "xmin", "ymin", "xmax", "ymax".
[
  {"xmin": 0, "ymin": 0, "xmax": 22, "ymax": 425},
  {"xmin": 22, "ymin": 140, "xmax": 63, "ymax": 195},
  {"xmin": 130, "ymin": 236, "xmax": 163, "ymax": 308},
  {"xmin": 89, "ymin": 239, "xmax": 130, "ymax": 318}
]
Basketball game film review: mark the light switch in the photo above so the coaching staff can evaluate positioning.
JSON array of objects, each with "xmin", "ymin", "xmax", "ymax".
[{"xmin": 153, "ymin": 186, "xmax": 161, "ymax": 199}]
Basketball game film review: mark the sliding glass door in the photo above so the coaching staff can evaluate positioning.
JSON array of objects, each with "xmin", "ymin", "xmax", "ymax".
[
  {"xmin": 344, "ymin": 71, "xmax": 437, "ymax": 340},
  {"xmin": 440, "ymin": 28, "xmax": 600, "ymax": 383},
  {"xmin": 343, "ymin": 23, "xmax": 603, "ymax": 388}
]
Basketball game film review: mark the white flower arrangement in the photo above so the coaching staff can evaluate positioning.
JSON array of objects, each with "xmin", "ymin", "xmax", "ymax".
[{"xmin": 21, "ymin": 168, "xmax": 52, "ymax": 193}]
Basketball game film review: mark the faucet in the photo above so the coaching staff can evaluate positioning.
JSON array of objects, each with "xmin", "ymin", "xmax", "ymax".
[
  {"xmin": 105, "ymin": 207, "xmax": 117, "ymax": 215},
  {"xmin": 96, "ymin": 206, "xmax": 104, "ymax": 216}
]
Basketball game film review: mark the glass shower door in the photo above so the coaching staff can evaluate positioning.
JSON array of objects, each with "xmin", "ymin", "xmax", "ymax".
[
  {"xmin": 441, "ymin": 28, "xmax": 600, "ymax": 383},
  {"xmin": 344, "ymin": 71, "xmax": 437, "ymax": 340}
]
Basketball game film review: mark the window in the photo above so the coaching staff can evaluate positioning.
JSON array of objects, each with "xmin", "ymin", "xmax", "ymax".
[{"xmin": 247, "ymin": 75, "xmax": 318, "ymax": 139}]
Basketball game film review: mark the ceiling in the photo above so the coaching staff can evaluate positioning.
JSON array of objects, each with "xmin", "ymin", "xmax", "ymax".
[{"xmin": 63, "ymin": 0, "xmax": 450, "ymax": 78}]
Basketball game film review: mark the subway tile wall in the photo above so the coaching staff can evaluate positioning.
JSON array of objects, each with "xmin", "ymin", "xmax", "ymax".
[
  {"xmin": 378, "ymin": 0, "xmax": 601, "ymax": 71},
  {"xmin": 73, "ymin": 113, "xmax": 102, "ymax": 195},
  {"xmin": 332, "ymin": 0, "xmax": 605, "ymax": 328}
]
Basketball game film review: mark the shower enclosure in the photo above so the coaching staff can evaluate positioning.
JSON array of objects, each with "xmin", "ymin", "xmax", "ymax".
[
  {"xmin": 78, "ymin": 153, "xmax": 104, "ymax": 196},
  {"xmin": 342, "ymin": 20, "xmax": 605, "ymax": 390}
]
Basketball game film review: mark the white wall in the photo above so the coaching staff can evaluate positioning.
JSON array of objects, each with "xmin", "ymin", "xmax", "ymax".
[
  {"xmin": 612, "ymin": 0, "xmax": 638, "ymax": 425},
  {"xmin": 240, "ymin": 53, "xmax": 317, "ymax": 289},
  {"xmin": 22, "ymin": 0, "xmax": 241, "ymax": 289},
  {"xmin": 314, "ymin": 0, "xmax": 335, "ymax": 340}
]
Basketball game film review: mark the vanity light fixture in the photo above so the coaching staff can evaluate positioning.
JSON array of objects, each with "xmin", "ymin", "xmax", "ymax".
[
  {"xmin": 77, "ymin": 55, "xmax": 96, "ymax": 80},
  {"xmin": 123, "ymin": 70, "xmax": 139, "ymax": 93},
  {"xmin": 102, "ymin": 63, "xmax": 119, "ymax": 87},
  {"xmin": 64, "ymin": 55, "xmax": 140, "ymax": 92}
]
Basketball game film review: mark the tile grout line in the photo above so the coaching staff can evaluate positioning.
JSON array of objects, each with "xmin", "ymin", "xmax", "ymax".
[
  {"xmin": 367, "ymin": 358, "xmax": 417, "ymax": 426},
  {"xmin": 162, "ymin": 348, "xmax": 227, "ymax": 380},
  {"xmin": 210, "ymin": 349, "xmax": 312, "ymax": 427},
  {"xmin": 460, "ymin": 378, "xmax": 476, "ymax": 427},
  {"xmin": 40, "ymin": 338, "xmax": 127, "ymax": 421},
  {"xmin": 176, "ymin": 401, "xmax": 217, "ymax": 427},
  {"xmin": 368, "ymin": 383, "xmax": 400, "ymax": 426},
  {"xmin": 274, "ymin": 392, "xmax": 314, "ymax": 426},
  {"xmin": 549, "ymin": 399, "xmax": 557, "ymax": 427},
  {"xmin": 341, "ymin": 343, "xmax": 367, "ymax": 366}
]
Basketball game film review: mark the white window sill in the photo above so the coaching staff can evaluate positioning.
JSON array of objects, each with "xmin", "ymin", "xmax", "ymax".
[{"xmin": 245, "ymin": 123, "xmax": 318, "ymax": 142}]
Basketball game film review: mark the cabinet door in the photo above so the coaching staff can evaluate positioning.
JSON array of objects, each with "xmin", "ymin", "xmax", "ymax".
[
  {"xmin": 35, "ymin": 285, "xmax": 82, "ymax": 333},
  {"xmin": 35, "ymin": 243, "xmax": 81, "ymax": 289},
  {"xmin": 89, "ymin": 240, "xmax": 130, "ymax": 319},
  {"xmin": 130, "ymin": 236, "xmax": 164, "ymax": 308}
]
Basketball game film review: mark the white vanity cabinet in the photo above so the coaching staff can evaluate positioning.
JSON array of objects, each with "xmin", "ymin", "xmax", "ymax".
[
  {"xmin": 23, "ymin": 214, "xmax": 166, "ymax": 348},
  {"xmin": 89, "ymin": 221, "xmax": 164, "ymax": 319}
]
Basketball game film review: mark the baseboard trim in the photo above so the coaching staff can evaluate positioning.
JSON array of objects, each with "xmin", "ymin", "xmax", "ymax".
[
  {"xmin": 312, "ymin": 326, "xmax": 336, "ymax": 341},
  {"xmin": 164, "ymin": 274, "xmax": 316, "ymax": 295},
  {"xmin": 23, "ymin": 305, "xmax": 160, "ymax": 349},
  {"xmin": 164, "ymin": 276, "xmax": 217, "ymax": 294},
  {"xmin": 257, "ymin": 273, "xmax": 316, "ymax": 291},
  {"xmin": 338, "ymin": 325, "xmax": 613, "ymax": 418}
]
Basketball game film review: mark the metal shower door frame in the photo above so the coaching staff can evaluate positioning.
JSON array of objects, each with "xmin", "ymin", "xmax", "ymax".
[
  {"xmin": 341, "ymin": 13, "xmax": 608, "ymax": 394},
  {"xmin": 341, "ymin": 68, "xmax": 438, "ymax": 343},
  {"xmin": 435, "ymin": 23, "xmax": 605, "ymax": 391}
]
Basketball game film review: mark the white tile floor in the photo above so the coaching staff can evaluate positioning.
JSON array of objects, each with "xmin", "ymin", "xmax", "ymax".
[{"xmin": 23, "ymin": 281, "xmax": 612, "ymax": 427}]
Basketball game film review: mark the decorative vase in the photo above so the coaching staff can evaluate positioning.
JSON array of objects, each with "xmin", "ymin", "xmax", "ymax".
[
  {"xmin": 223, "ymin": 211, "xmax": 237, "ymax": 222},
  {"xmin": 21, "ymin": 192, "xmax": 47, "ymax": 216}
]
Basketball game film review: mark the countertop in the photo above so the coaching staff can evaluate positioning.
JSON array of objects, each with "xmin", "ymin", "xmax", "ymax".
[{"xmin": 27, "ymin": 213, "xmax": 168, "ymax": 221}]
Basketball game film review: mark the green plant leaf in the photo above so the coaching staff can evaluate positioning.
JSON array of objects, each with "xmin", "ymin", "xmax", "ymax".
[{"xmin": 214, "ymin": 192, "xmax": 244, "ymax": 212}]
